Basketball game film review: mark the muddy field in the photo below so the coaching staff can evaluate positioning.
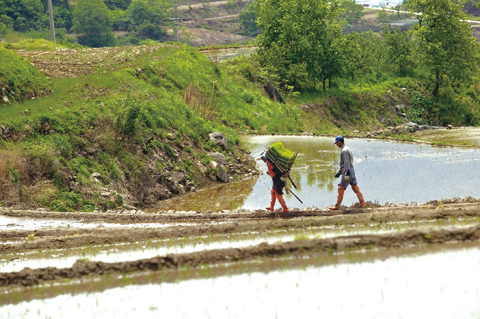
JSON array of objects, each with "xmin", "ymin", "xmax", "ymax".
[
  {"xmin": 1, "ymin": 198, "xmax": 480, "ymax": 316},
  {"xmin": 1, "ymin": 200, "xmax": 479, "ymax": 277}
]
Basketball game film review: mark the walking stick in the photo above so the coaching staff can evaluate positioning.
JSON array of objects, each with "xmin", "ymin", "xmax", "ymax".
[
  {"xmin": 285, "ymin": 187, "xmax": 303, "ymax": 204},
  {"xmin": 286, "ymin": 153, "xmax": 298, "ymax": 189},
  {"xmin": 288, "ymin": 175, "xmax": 298, "ymax": 189}
]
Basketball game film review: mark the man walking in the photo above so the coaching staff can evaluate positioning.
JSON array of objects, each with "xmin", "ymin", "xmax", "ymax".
[{"xmin": 329, "ymin": 136, "xmax": 366, "ymax": 210}]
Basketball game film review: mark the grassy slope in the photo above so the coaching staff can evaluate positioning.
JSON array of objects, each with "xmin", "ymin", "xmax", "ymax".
[
  {"xmin": 0, "ymin": 43, "xmax": 300, "ymax": 211},
  {"xmin": 0, "ymin": 47, "xmax": 51, "ymax": 104}
]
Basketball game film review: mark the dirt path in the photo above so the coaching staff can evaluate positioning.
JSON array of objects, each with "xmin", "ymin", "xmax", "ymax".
[
  {"xmin": 2, "ymin": 223, "xmax": 479, "ymax": 287},
  {"xmin": 183, "ymin": 14, "xmax": 240, "ymax": 23},
  {"xmin": 2, "ymin": 200, "xmax": 479, "ymax": 222},
  {"xmin": 177, "ymin": 0, "xmax": 253, "ymax": 11}
]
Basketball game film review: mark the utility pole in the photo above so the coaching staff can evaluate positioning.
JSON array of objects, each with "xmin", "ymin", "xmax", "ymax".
[
  {"xmin": 175, "ymin": 1, "xmax": 179, "ymax": 42},
  {"xmin": 47, "ymin": 0, "xmax": 56, "ymax": 43}
]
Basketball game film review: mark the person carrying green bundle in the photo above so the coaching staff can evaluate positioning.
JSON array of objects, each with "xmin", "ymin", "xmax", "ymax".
[{"xmin": 257, "ymin": 142, "xmax": 296, "ymax": 213}]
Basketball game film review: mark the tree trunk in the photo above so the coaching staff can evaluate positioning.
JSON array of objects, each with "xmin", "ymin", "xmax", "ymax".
[
  {"xmin": 432, "ymin": 72, "xmax": 440, "ymax": 96},
  {"xmin": 322, "ymin": 79, "xmax": 326, "ymax": 91}
]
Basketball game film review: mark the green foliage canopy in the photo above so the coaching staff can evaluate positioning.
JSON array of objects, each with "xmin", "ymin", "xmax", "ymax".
[
  {"xmin": 383, "ymin": 25, "xmax": 416, "ymax": 75},
  {"xmin": 255, "ymin": 0, "xmax": 344, "ymax": 90},
  {"xmin": 239, "ymin": 3, "xmax": 258, "ymax": 34},
  {"xmin": 0, "ymin": 0, "xmax": 47, "ymax": 31},
  {"xmin": 338, "ymin": 0, "xmax": 364, "ymax": 23},
  {"xmin": 409, "ymin": 0, "xmax": 480, "ymax": 96},
  {"xmin": 122, "ymin": 0, "xmax": 169, "ymax": 40},
  {"xmin": 104, "ymin": 0, "xmax": 132, "ymax": 11},
  {"xmin": 73, "ymin": 0, "xmax": 116, "ymax": 47}
]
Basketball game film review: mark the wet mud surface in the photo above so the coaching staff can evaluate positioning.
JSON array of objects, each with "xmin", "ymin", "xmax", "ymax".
[
  {"xmin": 1, "ymin": 202, "xmax": 480, "ymax": 254},
  {"xmin": 0, "ymin": 199, "xmax": 479, "ymax": 294},
  {"xmin": 2, "ymin": 240, "xmax": 479, "ymax": 308},
  {"xmin": 4, "ymin": 217, "xmax": 478, "ymax": 273},
  {"xmin": 2, "ymin": 200, "xmax": 480, "ymax": 222},
  {"xmin": 1, "ymin": 223, "xmax": 480, "ymax": 287}
]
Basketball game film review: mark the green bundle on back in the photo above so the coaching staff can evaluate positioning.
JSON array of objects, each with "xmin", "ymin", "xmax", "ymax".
[{"xmin": 266, "ymin": 142, "xmax": 297, "ymax": 173}]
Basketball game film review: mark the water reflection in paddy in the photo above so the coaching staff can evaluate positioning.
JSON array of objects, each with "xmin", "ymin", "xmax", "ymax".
[
  {"xmin": 153, "ymin": 136, "xmax": 480, "ymax": 212},
  {"xmin": 2, "ymin": 219, "xmax": 478, "ymax": 273},
  {"xmin": 0, "ymin": 215, "xmax": 217, "ymax": 231},
  {"xmin": 3, "ymin": 245, "xmax": 480, "ymax": 318}
]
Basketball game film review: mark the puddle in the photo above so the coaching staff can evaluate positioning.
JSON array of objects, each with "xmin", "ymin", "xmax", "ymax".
[
  {"xmin": 2, "ymin": 243, "xmax": 480, "ymax": 318},
  {"xmin": 151, "ymin": 136, "xmax": 480, "ymax": 212},
  {"xmin": 1, "ymin": 218, "xmax": 478, "ymax": 273},
  {"xmin": 0, "ymin": 215, "xmax": 220, "ymax": 231}
]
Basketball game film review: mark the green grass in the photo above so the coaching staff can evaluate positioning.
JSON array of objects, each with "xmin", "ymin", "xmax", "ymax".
[{"xmin": 0, "ymin": 47, "xmax": 51, "ymax": 104}]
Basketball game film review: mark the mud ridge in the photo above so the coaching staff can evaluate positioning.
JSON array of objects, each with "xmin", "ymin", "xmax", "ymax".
[
  {"xmin": 2, "ymin": 204, "xmax": 480, "ymax": 253},
  {"xmin": 0, "ymin": 208, "xmax": 338, "ymax": 221},
  {"xmin": 1, "ymin": 201, "xmax": 479, "ymax": 221},
  {"xmin": 1, "ymin": 224, "xmax": 480, "ymax": 287}
]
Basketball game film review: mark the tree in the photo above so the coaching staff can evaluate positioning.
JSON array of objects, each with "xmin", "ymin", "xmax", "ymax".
[
  {"xmin": 383, "ymin": 25, "xmax": 416, "ymax": 75},
  {"xmin": 409, "ymin": 0, "xmax": 480, "ymax": 96},
  {"xmin": 239, "ymin": 3, "xmax": 258, "ymax": 34},
  {"xmin": 255, "ymin": 0, "xmax": 344, "ymax": 90},
  {"xmin": 0, "ymin": 0, "xmax": 47, "ymax": 32},
  {"xmin": 376, "ymin": 8, "xmax": 388, "ymax": 21},
  {"xmin": 123, "ymin": 0, "xmax": 168, "ymax": 40},
  {"xmin": 104, "ymin": 0, "xmax": 132, "ymax": 11},
  {"xmin": 342, "ymin": 31, "xmax": 387, "ymax": 87},
  {"xmin": 338, "ymin": 0, "xmax": 364, "ymax": 24},
  {"xmin": 73, "ymin": 0, "xmax": 116, "ymax": 47}
]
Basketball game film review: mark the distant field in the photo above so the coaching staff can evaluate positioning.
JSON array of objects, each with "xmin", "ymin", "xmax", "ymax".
[{"xmin": 467, "ymin": 14, "xmax": 480, "ymax": 22}]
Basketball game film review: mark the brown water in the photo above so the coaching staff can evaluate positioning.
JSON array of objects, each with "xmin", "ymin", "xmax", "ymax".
[
  {"xmin": 151, "ymin": 135, "xmax": 480, "ymax": 212},
  {"xmin": 2, "ymin": 242, "xmax": 480, "ymax": 318}
]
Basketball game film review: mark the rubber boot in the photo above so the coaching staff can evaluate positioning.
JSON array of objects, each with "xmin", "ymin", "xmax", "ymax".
[
  {"xmin": 352, "ymin": 184, "xmax": 366, "ymax": 207},
  {"xmin": 329, "ymin": 186, "xmax": 345, "ymax": 210},
  {"xmin": 276, "ymin": 193, "xmax": 289, "ymax": 213},
  {"xmin": 266, "ymin": 189, "xmax": 276, "ymax": 211}
]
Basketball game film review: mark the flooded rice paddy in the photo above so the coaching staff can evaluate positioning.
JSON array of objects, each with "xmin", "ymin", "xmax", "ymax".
[
  {"xmin": 2, "ymin": 242, "xmax": 480, "ymax": 318},
  {"xmin": 153, "ymin": 135, "xmax": 480, "ymax": 212},
  {"xmin": 1, "ymin": 134, "xmax": 480, "ymax": 316},
  {"xmin": 0, "ymin": 215, "xmax": 219, "ymax": 231},
  {"xmin": 2, "ymin": 217, "xmax": 478, "ymax": 273}
]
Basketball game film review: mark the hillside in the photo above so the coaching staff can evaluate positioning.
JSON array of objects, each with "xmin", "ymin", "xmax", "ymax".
[
  {"xmin": 0, "ymin": 43, "xmax": 271, "ymax": 211},
  {"xmin": 0, "ymin": 41, "xmax": 416, "ymax": 211}
]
